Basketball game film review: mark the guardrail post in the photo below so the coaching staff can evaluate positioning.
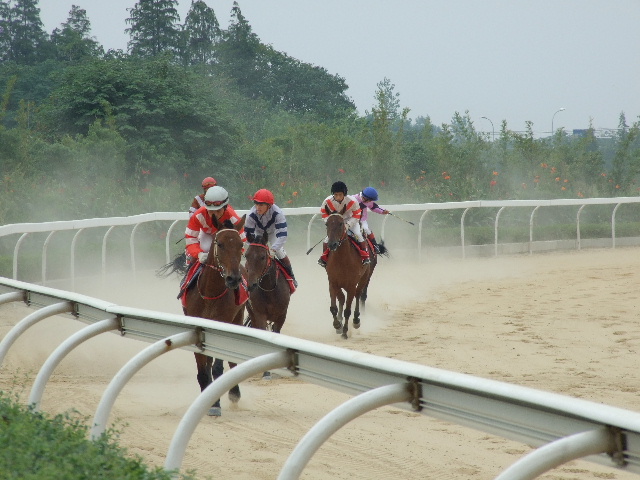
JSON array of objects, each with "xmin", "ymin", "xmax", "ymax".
[{"xmin": 278, "ymin": 383, "xmax": 413, "ymax": 479}]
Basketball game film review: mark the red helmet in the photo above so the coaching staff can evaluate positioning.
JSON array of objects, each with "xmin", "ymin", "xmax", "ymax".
[
  {"xmin": 252, "ymin": 189, "xmax": 275, "ymax": 205},
  {"xmin": 201, "ymin": 176, "xmax": 217, "ymax": 188}
]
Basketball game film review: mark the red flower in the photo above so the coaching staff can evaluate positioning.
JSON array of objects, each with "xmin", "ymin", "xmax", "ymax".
[
  {"xmin": 142, "ymin": 188, "xmax": 150, "ymax": 192},
  {"xmin": 490, "ymin": 180, "xmax": 497, "ymax": 187},
  {"xmin": 141, "ymin": 169, "xmax": 151, "ymax": 175},
  {"xmin": 338, "ymin": 168, "xmax": 345, "ymax": 174}
]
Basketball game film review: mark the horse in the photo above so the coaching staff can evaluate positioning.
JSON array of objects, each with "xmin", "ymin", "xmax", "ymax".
[
  {"xmin": 182, "ymin": 216, "xmax": 246, "ymax": 416},
  {"xmin": 323, "ymin": 212, "xmax": 371, "ymax": 339},
  {"xmin": 243, "ymin": 231, "xmax": 291, "ymax": 378}
]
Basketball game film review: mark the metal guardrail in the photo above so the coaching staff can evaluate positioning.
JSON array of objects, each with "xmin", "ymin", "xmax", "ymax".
[
  {"xmin": 1, "ymin": 277, "xmax": 640, "ymax": 478},
  {"xmin": 2, "ymin": 197, "xmax": 640, "ymax": 287}
]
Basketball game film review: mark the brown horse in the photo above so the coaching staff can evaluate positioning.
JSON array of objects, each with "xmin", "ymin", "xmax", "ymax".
[
  {"xmin": 183, "ymin": 216, "xmax": 246, "ymax": 416},
  {"xmin": 324, "ymin": 212, "xmax": 371, "ymax": 339},
  {"xmin": 244, "ymin": 232, "xmax": 290, "ymax": 334},
  {"xmin": 244, "ymin": 231, "xmax": 291, "ymax": 378}
]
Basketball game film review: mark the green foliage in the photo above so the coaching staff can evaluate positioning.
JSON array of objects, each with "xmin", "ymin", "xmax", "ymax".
[
  {"xmin": 125, "ymin": 0, "xmax": 182, "ymax": 58},
  {"xmin": 0, "ymin": 1, "xmax": 639, "ymax": 227},
  {"xmin": 0, "ymin": 392, "xmax": 193, "ymax": 480}
]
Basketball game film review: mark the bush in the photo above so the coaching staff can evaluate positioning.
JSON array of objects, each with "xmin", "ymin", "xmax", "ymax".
[{"xmin": 0, "ymin": 392, "xmax": 194, "ymax": 480}]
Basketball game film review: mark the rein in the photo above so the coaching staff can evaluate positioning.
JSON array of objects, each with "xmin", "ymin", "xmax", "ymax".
[
  {"xmin": 249, "ymin": 243, "xmax": 279, "ymax": 292},
  {"xmin": 327, "ymin": 213, "xmax": 347, "ymax": 247},
  {"xmin": 197, "ymin": 228, "xmax": 241, "ymax": 301}
]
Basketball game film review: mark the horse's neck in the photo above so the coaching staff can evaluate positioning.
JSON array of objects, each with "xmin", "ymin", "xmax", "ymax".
[{"xmin": 200, "ymin": 265, "xmax": 226, "ymax": 289}]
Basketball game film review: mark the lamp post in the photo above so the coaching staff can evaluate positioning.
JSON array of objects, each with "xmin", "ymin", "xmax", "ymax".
[
  {"xmin": 551, "ymin": 107, "xmax": 565, "ymax": 136},
  {"xmin": 481, "ymin": 116, "xmax": 495, "ymax": 142}
]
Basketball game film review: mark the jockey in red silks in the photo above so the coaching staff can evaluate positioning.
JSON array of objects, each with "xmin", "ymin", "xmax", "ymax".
[
  {"xmin": 244, "ymin": 188, "xmax": 298, "ymax": 287},
  {"xmin": 318, "ymin": 181, "xmax": 370, "ymax": 267},
  {"xmin": 353, "ymin": 186, "xmax": 389, "ymax": 253},
  {"xmin": 189, "ymin": 176, "xmax": 217, "ymax": 218},
  {"xmin": 185, "ymin": 185, "xmax": 246, "ymax": 264}
]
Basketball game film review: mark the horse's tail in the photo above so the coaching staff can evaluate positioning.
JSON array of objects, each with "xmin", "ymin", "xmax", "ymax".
[
  {"xmin": 156, "ymin": 252, "xmax": 189, "ymax": 278},
  {"xmin": 377, "ymin": 240, "xmax": 390, "ymax": 257}
]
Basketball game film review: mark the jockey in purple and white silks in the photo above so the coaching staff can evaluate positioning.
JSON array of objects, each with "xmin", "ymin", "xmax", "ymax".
[{"xmin": 353, "ymin": 186, "xmax": 389, "ymax": 253}]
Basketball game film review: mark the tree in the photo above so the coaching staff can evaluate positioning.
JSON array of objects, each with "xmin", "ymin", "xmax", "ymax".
[
  {"xmin": 50, "ymin": 5, "xmax": 103, "ymax": 62},
  {"xmin": 216, "ymin": 1, "xmax": 262, "ymax": 92},
  {"xmin": 181, "ymin": 0, "xmax": 220, "ymax": 66},
  {"xmin": 38, "ymin": 57, "xmax": 242, "ymax": 175},
  {"xmin": 1, "ymin": 0, "xmax": 48, "ymax": 64},
  {"xmin": 125, "ymin": 0, "xmax": 181, "ymax": 58}
]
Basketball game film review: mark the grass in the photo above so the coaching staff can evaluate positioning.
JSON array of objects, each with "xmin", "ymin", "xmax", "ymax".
[{"xmin": 0, "ymin": 391, "xmax": 195, "ymax": 480}]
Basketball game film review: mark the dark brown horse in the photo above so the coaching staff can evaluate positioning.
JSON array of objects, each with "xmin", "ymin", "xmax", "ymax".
[
  {"xmin": 244, "ymin": 232, "xmax": 291, "ymax": 378},
  {"xmin": 244, "ymin": 232, "xmax": 291, "ymax": 334},
  {"xmin": 324, "ymin": 212, "xmax": 372, "ymax": 339},
  {"xmin": 183, "ymin": 216, "xmax": 246, "ymax": 416}
]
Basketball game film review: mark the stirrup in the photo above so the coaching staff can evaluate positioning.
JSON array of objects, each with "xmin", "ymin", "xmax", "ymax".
[
  {"xmin": 318, "ymin": 258, "xmax": 327, "ymax": 267},
  {"xmin": 362, "ymin": 257, "xmax": 371, "ymax": 265},
  {"xmin": 293, "ymin": 279, "xmax": 299, "ymax": 287}
]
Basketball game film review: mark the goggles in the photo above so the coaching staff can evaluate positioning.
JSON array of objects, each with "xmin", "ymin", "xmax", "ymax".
[{"xmin": 205, "ymin": 199, "xmax": 226, "ymax": 207}]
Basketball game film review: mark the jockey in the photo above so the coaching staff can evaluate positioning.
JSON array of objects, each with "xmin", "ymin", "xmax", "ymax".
[
  {"xmin": 244, "ymin": 188, "xmax": 298, "ymax": 287},
  {"xmin": 185, "ymin": 185, "xmax": 246, "ymax": 264},
  {"xmin": 318, "ymin": 181, "xmax": 370, "ymax": 267},
  {"xmin": 189, "ymin": 176, "xmax": 217, "ymax": 217},
  {"xmin": 353, "ymin": 186, "xmax": 389, "ymax": 253}
]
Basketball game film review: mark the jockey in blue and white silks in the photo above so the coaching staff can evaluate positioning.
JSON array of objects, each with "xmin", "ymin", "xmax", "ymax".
[{"xmin": 244, "ymin": 189, "xmax": 298, "ymax": 287}]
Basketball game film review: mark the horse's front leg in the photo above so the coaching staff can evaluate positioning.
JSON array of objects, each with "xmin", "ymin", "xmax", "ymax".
[
  {"xmin": 195, "ymin": 354, "xmax": 222, "ymax": 417},
  {"xmin": 342, "ymin": 292, "xmax": 355, "ymax": 340},
  {"xmin": 227, "ymin": 361, "xmax": 241, "ymax": 403},
  {"xmin": 329, "ymin": 283, "xmax": 342, "ymax": 332},
  {"xmin": 195, "ymin": 353, "xmax": 213, "ymax": 391}
]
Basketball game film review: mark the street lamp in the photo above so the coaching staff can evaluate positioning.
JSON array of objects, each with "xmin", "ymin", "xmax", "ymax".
[
  {"xmin": 481, "ymin": 116, "xmax": 495, "ymax": 142},
  {"xmin": 551, "ymin": 107, "xmax": 566, "ymax": 136}
]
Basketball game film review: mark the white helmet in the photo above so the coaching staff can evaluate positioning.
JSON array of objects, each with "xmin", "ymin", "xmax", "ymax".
[{"xmin": 204, "ymin": 186, "xmax": 229, "ymax": 210}]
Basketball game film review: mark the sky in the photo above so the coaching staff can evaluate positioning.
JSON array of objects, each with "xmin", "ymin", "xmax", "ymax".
[{"xmin": 39, "ymin": 1, "xmax": 640, "ymax": 138}]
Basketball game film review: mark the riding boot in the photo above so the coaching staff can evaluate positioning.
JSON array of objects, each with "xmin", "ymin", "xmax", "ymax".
[
  {"xmin": 279, "ymin": 255, "xmax": 298, "ymax": 287},
  {"xmin": 318, "ymin": 242, "xmax": 329, "ymax": 267},
  {"xmin": 358, "ymin": 241, "xmax": 371, "ymax": 265},
  {"xmin": 367, "ymin": 233, "xmax": 380, "ymax": 254}
]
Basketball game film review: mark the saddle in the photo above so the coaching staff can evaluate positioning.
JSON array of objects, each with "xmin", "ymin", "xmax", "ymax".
[{"xmin": 275, "ymin": 261, "xmax": 297, "ymax": 294}]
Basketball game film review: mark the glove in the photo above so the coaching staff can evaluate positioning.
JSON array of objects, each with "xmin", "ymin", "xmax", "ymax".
[
  {"xmin": 382, "ymin": 209, "xmax": 390, "ymax": 214},
  {"xmin": 198, "ymin": 251, "xmax": 208, "ymax": 263}
]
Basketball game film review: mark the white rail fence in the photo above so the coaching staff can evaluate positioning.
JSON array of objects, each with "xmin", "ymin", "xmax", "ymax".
[
  {"xmin": 1, "ymin": 197, "xmax": 640, "ymax": 478},
  {"xmin": 1, "ymin": 197, "xmax": 639, "ymax": 287}
]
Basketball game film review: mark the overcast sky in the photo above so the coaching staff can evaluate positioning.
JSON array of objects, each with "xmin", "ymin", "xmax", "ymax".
[{"xmin": 39, "ymin": 1, "xmax": 640, "ymax": 137}]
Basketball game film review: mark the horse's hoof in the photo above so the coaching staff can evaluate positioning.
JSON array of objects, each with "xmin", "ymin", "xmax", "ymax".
[
  {"xmin": 353, "ymin": 319, "xmax": 360, "ymax": 329},
  {"xmin": 333, "ymin": 319, "xmax": 342, "ymax": 330},
  {"xmin": 208, "ymin": 407, "xmax": 221, "ymax": 416},
  {"xmin": 262, "ymin": 371, "xmax": 272, "ymax": 380},
  {"xmin": 335, "ymin": 329, "xmax": 342, "ymax": 334},
  {"xmin": 341, "ymin": 332, "xmax": 349, "ymax": 340},
  {"xmin": 229, "ymin": 392, "xmax": 241, "ymax": 403}
]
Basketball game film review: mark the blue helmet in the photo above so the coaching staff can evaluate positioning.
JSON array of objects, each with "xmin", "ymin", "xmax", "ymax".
[{"xmin": 362, "ymin": 187, "xmax": 378, "ymax": 201}]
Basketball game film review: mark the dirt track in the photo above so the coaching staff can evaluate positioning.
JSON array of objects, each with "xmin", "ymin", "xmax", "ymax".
[{"xmin": 2, "ymin": 247, "xmax": 640, "ymax": 479}]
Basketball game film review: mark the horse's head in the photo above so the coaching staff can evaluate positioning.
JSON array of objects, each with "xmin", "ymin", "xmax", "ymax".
[
  {"xmin": 209, "ymin": 215, "xmax": 246, "ymax": 289},
  {"xmin": 244, "ymin": 231, "xmax": 271, "ymax": 292},
  {"xmin": 325, "ymin": 213, "xmax": 346, "ymax": 251}
]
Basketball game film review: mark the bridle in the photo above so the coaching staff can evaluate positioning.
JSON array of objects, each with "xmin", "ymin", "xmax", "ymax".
[
  {"xmin": 327, "ymin": 213, "xmax": 347, "ymax": 248},
  {"xmin": 197, "ymin": 228, "xmax": 241, "ymax": 300},
  {"xmin": 247, "ymin": 242, "xmax": 278, "ymax": 292}
]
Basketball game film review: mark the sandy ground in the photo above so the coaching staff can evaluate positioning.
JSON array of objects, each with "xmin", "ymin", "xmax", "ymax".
[{"xmin": 1, "ymin": 246, "xmax": 640, "ymax": 479}]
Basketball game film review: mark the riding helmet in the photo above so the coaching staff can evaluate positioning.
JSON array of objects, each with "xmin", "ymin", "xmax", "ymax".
[
  {"xmin": 204, "ymin": 186, "xmax": 229, "ymax": 210},
  {"xmin": 331, "ymin": 181, "xmax": 348, "ymax": 195},
  {"xmin": 201, "ymin": 176, "xmax": 217, "ymax": 188},
  {"xmin": 362, "ymin": 187, "xmax": 378, "ymax": 201},
  {"xmin": 252, "ymin": 189, "xmax": 275, "ymax": 205}
]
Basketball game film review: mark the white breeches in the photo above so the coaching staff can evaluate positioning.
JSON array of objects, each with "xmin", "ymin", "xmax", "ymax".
[{"xmin": 360, "ymin": 219, "xmax": 372, "ymax": 236}]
